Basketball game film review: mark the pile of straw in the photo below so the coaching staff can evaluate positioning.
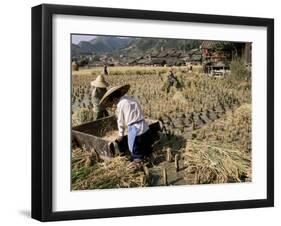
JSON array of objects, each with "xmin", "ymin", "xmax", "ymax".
[
  {"xmin": 102, "ymin": 130, "xmax": 120, "ymax": 141},
  {"xmin": 183, "ymin": 104, "xmax": 252, "ymax": 184},
  {"xmin": 196, "ymin": 104, "xmax": 252, "ymax": 152},
  {"xmin": 72, "ymin": 108, "xmax": 93, "ymax": 126},
  {"xmin": 183, "ymin": 141, "xmax": 251, "ymax": 184},
  {"xmin": 72, "ymin": 151, "xmax": 147, "ymax": 190}
]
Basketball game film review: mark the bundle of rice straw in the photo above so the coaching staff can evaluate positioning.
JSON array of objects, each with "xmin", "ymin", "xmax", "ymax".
[
  {"xmin": 72, "ymin": 61, "xmax": 79, "ymax": 71},
  {"xmin": 72, "ymin": 108, "xmax": 93, "ymax": 126}
]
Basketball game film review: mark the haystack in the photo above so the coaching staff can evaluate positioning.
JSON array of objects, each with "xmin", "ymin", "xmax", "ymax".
[
  {"xmin": 72, "ymin": 61, "xmax": 79, "ymax": 71},
  {"xmin": 183, "ymin": 141, "xmax": 251, "ymax": 184}
]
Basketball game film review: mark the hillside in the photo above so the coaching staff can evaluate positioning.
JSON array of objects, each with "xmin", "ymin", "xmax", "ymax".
[
  {"xmin": 120, "ymin": 38, "xmax": 201, "ymax": 56},
  {"xmin": 71, "ymin": 36, "xmax": 202, "ymax": 57},
  {"xmin": 72, "ymin": 36, "xmax": 133, "ymax": 56}
]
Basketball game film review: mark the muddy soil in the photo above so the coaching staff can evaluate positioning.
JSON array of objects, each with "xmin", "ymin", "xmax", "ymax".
[{"xmin": 148, "ymin": 158, "xmax": 188, "ymax": 186}]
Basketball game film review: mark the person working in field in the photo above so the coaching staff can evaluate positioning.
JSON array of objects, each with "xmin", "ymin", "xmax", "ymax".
[
  {"xmin": 91, "ymin": 75, "xmax": 109, "ymax": 120},
  {"xmin": 166, "ymin": 67, "xmax": 179, "ymax": 93},
  {"xmin": 104, "ymin": 64, "xmax": 108, "ymax": 75},
  {"xmin": 99, "ymin": 84, "xmax": 152, "ymax": 164}
]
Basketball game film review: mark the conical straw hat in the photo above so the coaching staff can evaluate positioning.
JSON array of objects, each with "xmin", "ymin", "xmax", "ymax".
[
  {"xmin": 99, "ymin": 84, "xmax": 130, "ymax": 107},
  {"xmin": 90, "ymin": 75, "xmax": 109, "ymax": 88}
]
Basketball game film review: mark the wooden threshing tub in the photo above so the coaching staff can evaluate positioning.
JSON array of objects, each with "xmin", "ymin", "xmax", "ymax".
[{"xmin": 72, "ymin": 116, "xmax": 161, "ymax": 160}]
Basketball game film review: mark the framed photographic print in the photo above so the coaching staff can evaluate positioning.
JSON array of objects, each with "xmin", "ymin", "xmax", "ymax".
[{"xmin": 31, "ymin": 4, "xmax": 274, "ymax": 222}]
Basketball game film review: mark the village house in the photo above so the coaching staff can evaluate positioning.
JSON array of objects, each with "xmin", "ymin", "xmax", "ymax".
[
  {"xmin": 187, "ymin": 48, "xmax": 203, "ymax": 65},
  {"xmin": 200, "ymin": 40, "xmax": 252, "ymax": 75},
  {"xmin": 128, "ymin": 48, "xmax": 190, "ymax": 66}
]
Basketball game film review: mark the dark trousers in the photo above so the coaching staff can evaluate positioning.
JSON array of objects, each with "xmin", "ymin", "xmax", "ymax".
[{"xmin": 132, "ymin": 129, "xmax": 153, "ymax": 160}]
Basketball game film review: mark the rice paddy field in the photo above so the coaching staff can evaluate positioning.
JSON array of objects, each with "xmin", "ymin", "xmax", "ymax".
[{"xmin": 71, "ymin": 65, "xmax": 252, "ymax": 190}]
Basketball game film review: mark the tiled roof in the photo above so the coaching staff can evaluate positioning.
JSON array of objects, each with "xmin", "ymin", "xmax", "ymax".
[{"xmin": 201, "ymin": 40, "xmax": 226, "ymax": 49}]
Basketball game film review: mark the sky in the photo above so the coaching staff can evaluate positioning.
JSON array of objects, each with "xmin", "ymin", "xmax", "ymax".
[
  {"xmin": 72, "ymin": 34, "xmax": 131, "ymax": 44},
  {"xmin": 71, "ymin": 35, "xmax": 96, "ymax": 44}
]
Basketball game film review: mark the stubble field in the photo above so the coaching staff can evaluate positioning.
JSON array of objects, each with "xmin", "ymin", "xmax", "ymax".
[{"xmin": 71, "ymin": 65, "xmax": 252, "ymax": 190}]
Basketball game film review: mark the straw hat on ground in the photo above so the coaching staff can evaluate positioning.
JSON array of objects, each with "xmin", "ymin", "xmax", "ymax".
[
  {"xmin": 91, "ymin": 75, "xmax": 109, "ymax": 88},
  {"xmin": 99, "ymin": 84, "xmax": 130, "ymax": 107}
]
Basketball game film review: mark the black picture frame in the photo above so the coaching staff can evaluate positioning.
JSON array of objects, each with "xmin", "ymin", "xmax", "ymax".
[{"xmin": 32, "ymin": 3, "xmax": 274, "ymax": 222}]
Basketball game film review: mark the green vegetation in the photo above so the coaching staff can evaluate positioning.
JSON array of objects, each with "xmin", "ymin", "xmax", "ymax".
[{"xmin": 230, "ymin": 58, "xmax": 251, "ymax": 81}]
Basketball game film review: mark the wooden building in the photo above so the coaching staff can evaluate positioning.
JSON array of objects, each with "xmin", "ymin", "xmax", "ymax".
[
  {"xmin": 129, "ymin": 48, "xmax": 189, "ymax": 66},
  {"xmin": 200, "ymin": 40, "xmax": 252, "ymax": 75}
]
